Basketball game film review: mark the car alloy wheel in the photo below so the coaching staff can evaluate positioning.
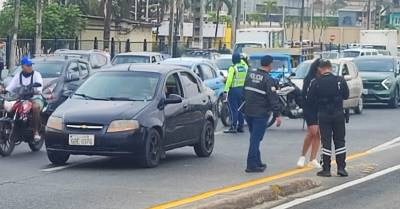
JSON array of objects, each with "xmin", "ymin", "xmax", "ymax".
[
  {"xmin": 140, "ymin": 129, "xmax": 161, "ymax": 168},
  {"xmin": 194, "ymin": 120, "xmax": 214, "ymax": 157}
]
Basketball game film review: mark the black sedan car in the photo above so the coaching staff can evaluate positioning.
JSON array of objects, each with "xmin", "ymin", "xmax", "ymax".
[{"xmin": 45, "ymin": 64, "xmax": 217, "ymax": 168}]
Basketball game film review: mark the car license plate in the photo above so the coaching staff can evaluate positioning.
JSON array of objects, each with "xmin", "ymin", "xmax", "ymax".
[
  {"xmin": 362, "ymin": 89, "xmax": 369, "ymax": 95},
  {"xmin": 69, "ymin": 134, "xmax": 95, "ymax": 146}
]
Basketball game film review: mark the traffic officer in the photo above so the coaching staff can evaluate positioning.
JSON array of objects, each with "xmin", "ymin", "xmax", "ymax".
[
  {"xmin": 307, "ymin": 59, "xmax": 350, "ymax": 177},
  {"xmin": 224, "ymin": 53, "xmax": 248, "ymax": 133},
  {"xmin": 242, "ymin": 55, "xmax": 282, "ymax": 173}
]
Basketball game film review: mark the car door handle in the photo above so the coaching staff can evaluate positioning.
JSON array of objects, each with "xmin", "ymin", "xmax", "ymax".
[{"xmin": 183, "ymin": 104, "xmax": 189, "ymax": 109}]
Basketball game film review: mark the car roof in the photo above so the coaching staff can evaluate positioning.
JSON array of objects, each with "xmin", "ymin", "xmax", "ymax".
[
  {"xmin": 217, "ymin": 54, "xmax": 232, "ymax": 59},
  {"xmin": 31, "ymin": 56, "xmax": 85, "ymax": 63},
  {"xmin": 100, "ymin": 63, "xmax": 186, "ymax": 74},
  {"xmin": 343, "ymin": 48, "xmax": 378, "ymax": 52},
  {"xmin": 54, "ymin": 49, "xmax": 105, "ymax": 54},
  {"xmin": 249, "ymin": 53, "xmax": 291, "ymax": 59},
  {"xmin": 162, "ymin": 57, "xmax": 213, "ymax": 65},
  {"xmin": 115, "ymin": 52, "xmax": 162, "ymax": 56},
  {"xmin": 354, "ymin": 55, "xmax": 396, "ymax": 61}
]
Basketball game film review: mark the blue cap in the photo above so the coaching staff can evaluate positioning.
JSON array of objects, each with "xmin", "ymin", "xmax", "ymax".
[
  {"xmin": 232, "ymin": 53, "xmax": 241, "ymax": 64},
  {"xmin": 21, "ymin": 56, "xmax": 33, "ymax": 66},
  {"xmin": 261, "ymin": 55, "xmax": 273, "ymax": 66}
]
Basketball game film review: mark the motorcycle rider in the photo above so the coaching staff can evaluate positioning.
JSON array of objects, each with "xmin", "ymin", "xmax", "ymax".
[
  {"xmin": 242, "ymin": 55, "xmax": 282, "ymax": 173},
  {"xmin": 307, "ymin": 59, "xmax": 349, "ymax": 177},
  {"xmin": 223, "ymin": 53, "xmax": 248, "ymax": 133},
  {"xmin": 6, "ymin": 56, "xmax": 44, "ymax": 142}
]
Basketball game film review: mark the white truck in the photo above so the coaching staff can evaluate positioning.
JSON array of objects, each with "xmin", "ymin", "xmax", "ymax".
[
  {"xmin": 360, "ymin": 30, "xmax": 398, "ymax": 56},
  {"xmin": 234, "ymin": 28, "xmax": 284, "ymax": 53}
]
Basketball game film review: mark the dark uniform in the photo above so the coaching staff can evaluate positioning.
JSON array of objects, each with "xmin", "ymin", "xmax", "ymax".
[
  {"xmin": 307, "ymin": 70, "xmax": 350, "ymax": 177},
  {"xmin": 242, "ymin": 56, "xmax": 281, "ymax": 172}
]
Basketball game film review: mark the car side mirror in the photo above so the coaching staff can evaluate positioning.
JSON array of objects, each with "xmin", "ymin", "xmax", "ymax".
[
  {"xmin": 344, "ymin": 75, "xmax": 352, "ymax": 81},
  {"xmin": 65, "ymin": 73, "xmax": 80, "ymax": 82},
  {"xmin": 165, "ymin": 94, "xmax": 183, "ymax": 105}
]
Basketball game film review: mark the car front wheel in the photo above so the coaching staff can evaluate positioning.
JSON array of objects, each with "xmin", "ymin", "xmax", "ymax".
[
  {"xmin": 194, "ymin": 120, "xmax": 214, "ymax": 157},
  {"xmin": 47, "ymin": 151, "xmax": 70, "ymax": 165},
  {"xmin": 140, "ymin": 128, "xmax": 161, "ymax": 168},
  {"xmin": 388, "ymin": 88, "xmax": 399, "ymax": 108},
  {"xmin": 353, "ymin": 97, "xmax": 363, "ymax": 114}
]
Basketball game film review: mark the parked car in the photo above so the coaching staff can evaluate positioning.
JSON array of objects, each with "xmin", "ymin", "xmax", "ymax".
[
  {"xmin": 45, "ymin": 64, "xmax": 217, "ymax": 168},
  {"xmin": 353, "ymin": 56, "xmax": 400, "ymax": 108},
  {"xmin": 292, "ymin": 59, "xmax": 364, "ymax": 113},
  {"xmin": 215, "ymin": 54, "xmax": 233, "ymax": 78},
  {"xmin": 54, "ymin": 49, "xmax": 112, "ymax": 70},
  {"xmin": 2, "ymin": 56, "xmax": 92, "ymax": 119},
  {"xmin": 182, "ymin": 49, "xmax": 221, "ymax": 60},
  {"xmin": 248, "ymin": 53, "xmax": 293, "ymax": 78},
  {"xmin": 342, "ymin": 48, "xmax": 379, "ymax": 59},
  {"xmin": 161, "ymin": 58, "xmax": 225, "ymax": 114},
  {"xmin": 112, "ymin": 52, "xmax": 164, "ymax": 65}
]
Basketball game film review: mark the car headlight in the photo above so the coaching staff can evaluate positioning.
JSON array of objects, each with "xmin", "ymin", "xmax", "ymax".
[
  {"xmin": 47, "ymin": 116, "xmax": 63, "ymax": 131},
  {"xmin": 107, "ymin": 120, "xmax": 139, "ymax": 133},
  {"xmin": 382, "ymin": 78, "xmax": 393, "ymax": 90}
]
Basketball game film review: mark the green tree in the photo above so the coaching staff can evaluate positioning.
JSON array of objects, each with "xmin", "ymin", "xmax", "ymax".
[
  {"xmin": 0, "ymin": 0, "xmax": 85, "ymax": 38},
  {"xmin": 263, "ymin": 0, "xmax": 277, "ymax": 27}
]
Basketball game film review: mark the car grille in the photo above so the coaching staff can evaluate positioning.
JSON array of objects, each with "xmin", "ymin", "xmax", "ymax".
[
  {"xmin": 66, "ymin": 123, "xmax": 104, "ymax": 130},
  {"xmin": 363, "ymin": 80, "xmax": 385, "ymax": 91}
]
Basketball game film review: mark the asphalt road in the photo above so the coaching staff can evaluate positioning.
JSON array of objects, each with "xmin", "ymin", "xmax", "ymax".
[
  {"xmin": 1, "ymin": 106, "xmax": 400, "ymax": 209},
  {"xmin": 289, "ymin": 170, "xmax": 400, "ymax": 209}
]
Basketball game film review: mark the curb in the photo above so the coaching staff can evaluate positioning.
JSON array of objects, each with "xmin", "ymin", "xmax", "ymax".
[{"xmin": 177, "ymin": 179, "xmax": 320, "ymax": 209}]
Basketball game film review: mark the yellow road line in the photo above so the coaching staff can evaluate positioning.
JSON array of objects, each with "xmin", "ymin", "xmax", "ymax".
[{"xmin": 148, "ymin": 151, "xmax": 368, "ymax": 209}]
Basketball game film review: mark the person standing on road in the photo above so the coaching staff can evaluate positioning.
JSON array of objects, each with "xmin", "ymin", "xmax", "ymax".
[
  {"xmin": 297, "ymin": 59, "xmax": 322, "ymax": 169},
  {"xmin": 223, "ymin": 53, "xmax": 248, "ymax": 133},
  {"xmin": 307, "ymin": 60, "xmax": 349, "ymax": 177},
  {"xmin": 242, "ymin": 55, "xmax": 282, "ymax": 173}
]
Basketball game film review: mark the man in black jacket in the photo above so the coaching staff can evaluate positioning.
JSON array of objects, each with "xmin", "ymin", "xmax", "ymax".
[
  {"xmin": 243, "ymin": 55, "xmax": 282, "ymax": 173},
  {"xmin": 307, "ymin": 60, "xmax": 350, "ymax": 177}
]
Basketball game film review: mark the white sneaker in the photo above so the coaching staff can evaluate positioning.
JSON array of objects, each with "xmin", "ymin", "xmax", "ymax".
[
  {"xmin": 309, "ymin": 159, "xmax": 322, "ymax": 169},
  {"xmin": 297, "ymin": 156, "xmax": 306, "ymax": 168}
]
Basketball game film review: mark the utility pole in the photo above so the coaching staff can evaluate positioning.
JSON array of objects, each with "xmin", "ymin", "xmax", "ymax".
[
  {"xmin": 103, "ymin": 0, "xmax": 113, "ymax": 50},
  {"xmin": 367, "ymin": 0, "xmax": 371, "ymax": 30},
  {"xmin": 231, "ymin": 0, "xmax": 237, "ymax": 49},
  {"xmin": 168, "ymin": 0, "xmax": 174, "ymax": 55},
  {"xmin": 9, "ymin": 0, "xmax": 21, "ymax": 71},
  {"xmin": 299, "ymin": 0, "xmax": 305, "ymax": 47},
  {"xmin": 35, "ymin": 0, "xmax": 43, "ymax": 56},
  {"xmin": 192, "ymin": 0, "xmax": 204, "ymax": 49}
]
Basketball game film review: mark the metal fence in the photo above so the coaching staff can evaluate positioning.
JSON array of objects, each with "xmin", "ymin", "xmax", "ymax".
[{"xmin": 0, "ymin": 36, "xmax": 231, "ymax": 69}]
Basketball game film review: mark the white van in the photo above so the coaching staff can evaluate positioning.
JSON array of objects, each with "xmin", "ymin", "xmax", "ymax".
[{"xmin": 342, "ymin": 48, "xmax": 379, "ymax": 58}]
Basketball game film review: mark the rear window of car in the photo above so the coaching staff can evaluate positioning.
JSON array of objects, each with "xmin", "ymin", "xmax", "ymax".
[
  {"xmin": 14, "ymin": 62, "xmax": 64, "ymax": 78},
  {"xmin": 112, "ymin": 55, "xmax": 150, "ymax": 65},
  {"xmin": 215, "ymin": 58, "xmax": 232, "ymax": 71}
]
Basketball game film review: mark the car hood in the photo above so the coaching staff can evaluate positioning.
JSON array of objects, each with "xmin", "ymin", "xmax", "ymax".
[
  {"xmin": 291, "ymin": 78, "xmax": 304, "ymax": 89},
  {"xmin": 54, "ymin": 99, "xmax": 150, "ymax": 124},
  {"xmin": 359, "ymin": 71, "xmax": 393, "ymax": 81}
]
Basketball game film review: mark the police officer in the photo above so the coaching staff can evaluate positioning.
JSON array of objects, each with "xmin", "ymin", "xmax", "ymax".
[
  {"xmin": 243, "ymin": 55, "xmax": 282, "ymax": 173},
  {"xmin": 224, "ymin": 53, "xmax": 248, "ymax": 133},
  {"xmin": 307, "ymin": 60, "xmax": 350, "ymax": 177}
]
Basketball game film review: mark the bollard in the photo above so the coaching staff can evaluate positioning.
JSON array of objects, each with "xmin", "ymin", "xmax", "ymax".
[
  {"xmin": 143, "ymin": 39, "xmax": 147, "ymax": 51},
  {"xmin": 75, "ymin": 37, "xmax": 79, "ymax": 50},
  {"xmin": 125, "ymin": 39, "xmax": 130, "ymax": 52},
  {"xmin": 111, "ymin": 38, "xmax": 115, "ymax": 59},
  {"xmin": 94, "ymin": 37, "xmax": 98, "ymax": 50}
]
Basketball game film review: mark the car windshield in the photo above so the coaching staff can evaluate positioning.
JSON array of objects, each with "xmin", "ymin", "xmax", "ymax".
[
  {"xmin": 215, "ymin": 58, "xmax": 232, "ymax": 71},
  {"xmin": 112, "ymin": 55, "xmax": 150, "ymax": 65},
  {"xmin": 354, "ymin": 59, "xmax": 394, "ymax": 72},
  {"xmin": 343, "ymin": 51, "xmax": 360, "ymax": 58},
  {"xmin": 249, "ymin": 57, "xmax": 291, "ymax": 72},
  {"xmin": 14, "ymin": 62, "xmax": 64, "ymax": 78},
  {"xmin": 74, "ymin": 71, "xmax": 160, "ymax": 101},
  {"xmin": 294, "ymin": 62, "xmax": 340, "ymax": 79}
]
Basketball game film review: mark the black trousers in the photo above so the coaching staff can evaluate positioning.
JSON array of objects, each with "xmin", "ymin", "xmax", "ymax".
[{"xmin": 318, "ymin": 111, "xmax": 346, "ymax": 171}]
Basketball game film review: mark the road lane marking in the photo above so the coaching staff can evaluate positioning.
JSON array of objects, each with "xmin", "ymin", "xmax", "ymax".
[
  {"xmin": 271, "ymin": 164, "xmax": 400, "ymax": 209},
  {"xmin": 367, "ymin": 136, "xmax": 400, "ymax": 154},
  {"xmin": 148, "ymin": 151, "xmax": 368, "ymax": 209},
  {"xmin": 41, "ymin": 158, "xmax": 101, "ymax": 172}
]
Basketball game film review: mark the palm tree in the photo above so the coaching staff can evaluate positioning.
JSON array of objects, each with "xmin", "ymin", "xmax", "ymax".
[{"xmin": 263, "ymin": 0, "xmax": 277, "ymax": 27}]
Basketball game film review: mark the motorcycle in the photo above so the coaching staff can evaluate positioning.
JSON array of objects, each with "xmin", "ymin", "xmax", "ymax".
[
  {"xmin": 267, "ymin": 75, "xmax": 303, "ymax": 128},
  {"xmin": 0, "ymin": 83, "xmax": 45, "ymax": 156}
]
